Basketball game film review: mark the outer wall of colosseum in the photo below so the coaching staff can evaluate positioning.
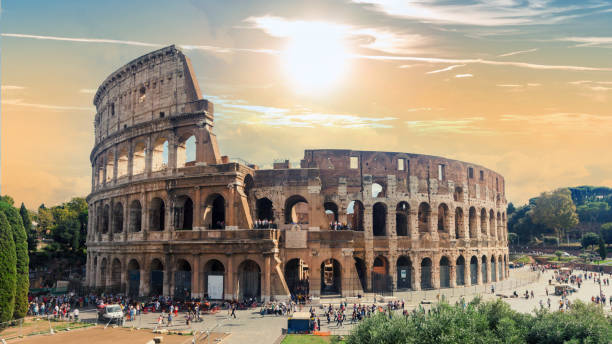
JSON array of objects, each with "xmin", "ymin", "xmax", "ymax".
[{"xmin": 85, "ymin": 45, "xmax": 509, "ymax": 302}]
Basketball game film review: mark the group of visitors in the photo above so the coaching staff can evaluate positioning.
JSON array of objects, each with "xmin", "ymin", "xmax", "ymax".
[
  {"xmin": 328, "ymin": 221, "xmax": 350, "ymax": 230},
  {"xmin": 253, "ymin": 219, "xmax": 277, "ymax": 229},
  {"xmin": 28, "ymin": 297, "xmax": 80, "ymax": 321}
]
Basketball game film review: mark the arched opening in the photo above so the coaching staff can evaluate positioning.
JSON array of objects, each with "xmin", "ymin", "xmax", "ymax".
[
  {"xmin": 174, "ymin": 259, "xmax": 192, "ymax": 300},
  {"xmin": 284, "ymin": 258, "xmax": 309, "ymax": 299},
  {"xmin": 470, "ymin": 256, "xmax": 478, "ymax": 285},
  {"xmin": 129, "ymin": 200, "xmax": 142, "ymax": 232},
  {"xmin": 150, "ymin": 259, "xmax": 164, "ymax": 296},
  {"xmin": 102, "ymin": 204, "xmax": 110, "ymax": 234},
  {"xmin": 480, "ymin": 208, "xmax": 488, "ymax": 235},
  {"xmin": 112, "ymin": 203, "xmax": 123, "ymax": 233},
  {"xmin": 100, "ymin": 258, "xmax": 107, "ymax": 288},
  {"xmin": 117, "ymin": 148, "xmax": 128, "ymax": 178},
  {"xmin": 110, "ymin": 258, "xmax": 122, "ymax": 293},
  {"xmin": 204, "ymin": 194, "xmax": 225, "ymax": 229},
  {"xmin": 498, "ymin": 255, "xmax": 503, "ymax": 281},
  {"xmin": 105, "ymin": 151, "xmax": 115, "ymax": 183},
  {"xmin": 177, "ymin": 135, "xmax": 196, "ymax": 168},
  {"xmin": 489, "ymin": 210, "xmax": 495, "ymax": 237},
  {"xmin": 372, "ymin": 256, "xmax": 391, "ymax": 294},
  {"xmin": 372, "ymin": 182, "xmax": 385, "ymax": 198},
  {"xmin": 421, "ymin": 258, "xmax": 432, "ymax": 290},
  {"xmin": 497, "ymin": 211, "xmax": 502, "ymax": 238},
  {"xmin": 204, "ymin": 259, "xmax": 225, "ymax": 300},
  {"xmin": 174, "ymin": 196, "xmax": 193, "ymax": 230},
  {"xmin": 440, "ymin": 256, "xmax": 451, "ymax": 288},
  {"xmin": 372, "ymin": 202, "xmax": 387, "ymax": 236},
  {"xmin": 127, "ymin": 259, "xmax": 140, "ymax": 297},
  {"xmin": 347, "ymin": 200, "xmax": 364, "ymax": 231},
  {"xmin": 152, "ymin": 137, "xmax": 169, "ymax": 172},
  {"xmin": 491, "ymin": 256, "xmax": 497, "ymax": 282},
  {"xmin": 481, "ymin": 256, "xmax": 488, "ymax": 283},
  {"xmin": 238, "ymin": 260, "xmax": 261, "ymax": 300},
  {"xmin": 455, "ymin": 207, "xmax": 464, "ymax": 238},
  {"xmin": 396, "ymin": 256, "xmax": 412, "ymax": 290},
  {"xmin": 320, "ymin": 259, "xmax": 341, "ymax": 295},
  {"xmin": 132, "ymin": 142, "xmax": 146, "ymax": 175},
  {"xmin": 243, "ymin": 174, "xmax": 254, "ymax": 214},
  {"xmin": 324, "ymin": 202, "xmax": 339, "ymax": 223},
  {"xmin": 469, "ymin": 207, "xmax": 477, "ymax": 238},
  {"xmin": 437, "ymin": 203, "xmax": 449, "ymax": 232},
  {"xmin": 396, "ymin": 202, "xmax": 409, "ymax": 236},
  {"xmin": 353, "ymin": 257, "xmax": 367, "ymax": 291},
  {"xmin": 149, "ymin": 198, "xmax": 165, "ymax": 231},
  {"xmin": 256, "ymin": 198, "xmax": 274, "ymax": 221},
  {"xmin": 418, "ymin": 202, "xmax": 431, "ymax": 233},
  {"xmin": 285, "ymin": 195, "xmax": 309, "ymax": 224},
  {"xmin": 456, "ymin": 256, "xmax": 465, "ymax": 286},
  {"xmin": 453, "ymin": 187, "xmax": 464, "ymax": 202}
]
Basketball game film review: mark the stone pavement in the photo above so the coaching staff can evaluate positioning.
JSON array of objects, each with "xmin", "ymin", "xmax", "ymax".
[{"xmin": 76, "ymin": 267, "xmax": 612, "ymax": 343}]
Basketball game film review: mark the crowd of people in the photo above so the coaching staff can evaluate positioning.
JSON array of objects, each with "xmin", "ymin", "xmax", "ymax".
[
  {"xmin": 253, "ymin": 219, "xmax": 277, "ymax": 229},
  {"xmin": 328, "ymin": 221, "xmax": 351, "ymax": 230}
]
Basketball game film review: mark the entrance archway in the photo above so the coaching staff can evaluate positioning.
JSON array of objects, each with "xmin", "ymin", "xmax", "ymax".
[
  {"xmin": 440, "ymin": 256, "xmax": 450, "ymax": 288},
  {"xmin": 396, "ymin": 202, "xmax": 409, "ymax": 236},
  {"xmin": 347, "ymin": 201, "xmax": 364, "ymax": 231},
  {"xmin": 421, "ymin": 258, "xmax": 432, "ymax": 289},
  {"xmin": 491, "ymin": 256, "xmax": 497, "ymax": 282},
  {"xmin": 150, "ymin": 259, "xmax": 164, "ymax": 296},
  {"xmin": 238, "ymin": 260, "xmax": 261, "ymax": 300},
  {"xmin": 204, "ymin": 259, "xmax": 225, "ymax": 300},
  {"xmin": 174, "ymin": 259, "xmax": 192, "ymax": 300},
  {"xmin": 320, "ymin": 259, "xmax": 341, "ymax": 295},
  {"xmin": 256, "ymin": 198, "xmax": 274, "ymax": 221},
  {"xmin": 284, "ymin": 258, "xmax": 309, "ymax": 298},
  {"xmin": 372, "ymin": 256, "xmax": 391, "ymax": 294},
  {"xmin": 396, "ymin": 256, "xmax": 412, "ymax": 290},
  {"xmin": 127, "ymin": 259, "xmax": 140, "ymax": 297},
  {"xmin": 285, "ymin": 195, "xmax": 309, "ymax": 224},
  {"xmin": 205, "ymin": 194, "xmax": 225, "ymax": 229},
  {"xmin": 470, "ymin": 256, "xmax": 478, "ymax": 285},
  {"xmin": 372, "ymin": 202, "xmax": 387, "ymax": 236},
  {"xmin": 481, "ymin": 256, "xmax": 488, "ymax": 283},
  {"xmin": 456, "ymin": 256, "xmax": 465, "ymax": 286}
]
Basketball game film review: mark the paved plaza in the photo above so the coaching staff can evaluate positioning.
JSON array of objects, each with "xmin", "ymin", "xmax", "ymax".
[{"xmin": 73, "ymin": 267, "xmax": 612, "ymax": 344}]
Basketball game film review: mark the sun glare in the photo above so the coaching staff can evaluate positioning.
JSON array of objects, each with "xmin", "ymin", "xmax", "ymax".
[{"xmin": 282, "ymin": 32, "xmax": 349, "ymax": 93}]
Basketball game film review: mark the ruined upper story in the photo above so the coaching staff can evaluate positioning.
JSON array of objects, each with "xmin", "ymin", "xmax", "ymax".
[{"xmin": 93, "ymin": 45, "xmax": 213, "ymax": 145}]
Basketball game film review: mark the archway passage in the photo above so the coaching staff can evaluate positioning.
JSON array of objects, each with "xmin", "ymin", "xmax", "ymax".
[
  {"xmin": 204, "ymin": 259, "xmax": 225, "ymax": 300},
  {"xmin": 438, "ymin": 204, "xmax": 449, "ymax": 232},
  {"xmin": 469, "ymin": 207, "xmax": 477, "ymax": 238},
  {"xmin": 174, "ymin": 259, "xmax": 192, "ymax": 300},
  {"xmin": 127, "ymin": 259, "xmax": 140, "ymax": 297},
  {"xmin": 205, "ymin": 194, "xmax": 226, "ymax": 229},
  {"xmin": 150, "ymin": 198, "xmax": 165, "ymax": 231},
  {"xmin": 421, "ymin": 258, "xmax": 432, "ymax": 290},
  {"xmin": 440, "ymin": 256, "xmax": 451, "ymax": 288},
  {"xmin": 481, "ymin": 208, "xmax": 488, "ymax": 235},
  {"xmin": 347, "ymin": 201, "xmax": 364, "ymax": 231},
  {"xmin": 150, "ymin": 259, "xmax": 164, "ymax": 296},
  {"xmin": 396, "ymin": 256, "xmax": 412, "ymax": 290},
  {"xmin": 320, "ymin": 259, "xmax": 341, "ymax": 296},
  {"xmin": 481, "ymin": 256, "xmax": 488, "ymax": 283},
  {"xmin": 418, "ymin": 202, "xmax": 431, "ymax": 233},
  {"xmin": 372, "ymin": 203, "xmax": 387, "ymax": 236},
  {"xmin": 284, "ymin": 258, "xmax": 309, "ymax": 300},
  {"xmin": 129, "ymin": 200, "xmax": 142, "ymax": 232},
  {"xmin": 498, "ymin": 256, "xmax": 503, "ymax": 281},
  {"xmin": 456, "ymin": 256, "xmax": 465, "ymax": 286},
  {"xmin": 256, "ymin": 198, "xmax": 274, "ymax": 221},
  {"xmin": 491, "ymin": 256, "xmax": 497, "ymax": 282},
  {"xmin": 238, "ymin": 260, "xmax": 261, "ymax": 300},
  {"xmin": 353, "ymin": 257, "xmax": 367, "ymax": 291},
  {"xmin": 324, "ymin": 202, "xmax": 339, "ymax": 223},
  {"xmin": 372, "ymin": 256, "xmax": 391, "ymax": 294},
  {"xmin": 102, "ymin": 205, "xmax": 110, "ymax": 234},
  {"xmin": 100, "ymin": 258, "xmax": 108, "ymax": 288},
  {"xmin": 455, "ymin": 208, "xmax": 464, "ymax": 238},
  {"xmin": 470, "ymin": 256, "xmax": 478, "ymax": 285},
  {"xmin": 111, "ymin": 258, "xmax": 122, "ymax": 293},
  {"xmin": 113, "ymin": 203, "xmax": 124, "ymax": 233},
  {"xmin": 285, "ymin": 195, "xmax": 309, "ymax": 224},
  {"xmin": 396, "ymin": 202, "xmax": 409, "ymax": 236},
  {"xmin": 175, "ymin": 196, "xmax": 194, "ymax": 230}
]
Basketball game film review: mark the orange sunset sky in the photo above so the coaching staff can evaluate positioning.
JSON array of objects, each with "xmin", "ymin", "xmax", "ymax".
[{"xmin": 1, "ymin": 0, "xmax": 612, "ymax": 209}]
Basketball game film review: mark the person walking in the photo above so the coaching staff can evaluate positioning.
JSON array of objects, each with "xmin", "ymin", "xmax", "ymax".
[{"xmin": 231, "ymin": 303, "xmax": 237, "ymax": 319}]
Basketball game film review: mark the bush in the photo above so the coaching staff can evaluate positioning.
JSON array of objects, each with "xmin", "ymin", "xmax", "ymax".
[{"xmin": 543, "ymin": 236, "xmax": 559, "ymax": 246}]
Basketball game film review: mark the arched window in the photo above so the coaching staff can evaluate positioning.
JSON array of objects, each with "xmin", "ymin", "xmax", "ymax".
[
  {"xmin": 372, "ymin": 183, "xmax": 384, "ymax": 198},
  {"xmin": 205, "ymin": 194, "xmax": 225, "ymax": 229},
  {"xmin": 324, "ymin": 202, "xmax": 339, "ymax": 223},
  {"xmin": 347, "ymin": 201, "xmax": 364, "ymax": 231},
  {"xmin": 489, "ymin": 210, "xmax": 495, "ymax": 237},
  {"xmin": 439, "ymin": 256, "xmax": 450, "ymax": 288},
  {"xmin": 418, "ymin": 202, "xmax": 431, "ymax": 233},
  {"xmin": 256, "ymin": 198, "xmax": 274, "ymax": 221},
  {"xmin": 396, "ymin": 202, "xmax": 409, "ymax": 236},
  {"xmin": 372, "ymin": 202, "xmax": 387, "ymax": 236},
  {"xmin": 175, "ymin": 196, "xmax": 194, "ymax": 230},
  {"xmin": 117, "ymin": 148, "xmax": 128, "ymax": 178},
  {"xmin": 133, "ymin": 142, "xmax": 146, "ymax": 175},
  {"xmin": 437, "ymin": 203, "xmax": 449, "ymax": 232},
  {"xmin": 284, "ymin": 195, "xmax": 309, "ymax": 224},
  {"xmin": 105, "ymin": 151, "xmax": 115, "ymax": 183},
  {"xmin": 112, "ymin": 203, "xmax": 123, "ymax": 233},
  {"xmin": 455, "ymin": 207, "xmax": 464, "ymax": 238},
  {"xmin": 177, "ymin": 135, "xmax": 196, "ymax": 168},
  {"xmin": 469, "ymin": 207, "xmax": 477, "ymax": 238},
  {"xmin": 152, "ymin": 137, "xmax": 168, "ymax": 172},
  {"xmin": 150, "ymin": 198, "xmax": 165, "ymax": 231},
  {"xmin": 480, "ymin": 208, "xmax": 487, "ymax": 235},
  {"xmin": 129, "ymin": 200, "xmax": 142, "ymax": 232}
]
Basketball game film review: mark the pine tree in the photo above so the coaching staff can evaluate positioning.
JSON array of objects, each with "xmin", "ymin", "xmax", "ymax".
[
  {"xmin": 1, "ymin": 203, "xmax": 30, "ymax": 318},
  {"xmin": 0, "ymin": 212, "xmax": 17, "ymax": 323},
  {"xmin": 20, "ymin": 203, "xmax": 36, "ymax": 253}
]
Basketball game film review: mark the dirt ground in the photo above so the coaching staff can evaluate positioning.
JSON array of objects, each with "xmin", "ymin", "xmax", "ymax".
[{"xmin": 7, "ymin": 326, "xmax": 228, "ymax": 344}]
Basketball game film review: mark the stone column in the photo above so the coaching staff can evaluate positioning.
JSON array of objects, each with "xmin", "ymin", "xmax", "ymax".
[
  {"xmin": 477, "ymin": 258, "xmax": 483, "ymax": 285},
  {"xmin": 389, "ymin": 254, "xmax": 397, "ymax": 291},
  {"xmin": 112, "ymin": 149, "xmax": 118, "ymax": 185},
  {"xmin": 128, "ymin": 140, "xmax": 134, "ymax": 180},
  {"xmin": 192, "ymin": 254, "xmax": 201, "ymax": 298},
  {"xmin": 387, "ymin": 208, "xmax": 396, "ymax": 237},
  {"xmin": 464, "ymin": 261, "xmax": 471, "ymax": 287},
  {"xmin": 364, "ymin": 207, "xmax": 373, "ymax": 238},
  {"xmin": 263, "ymin": 255, "xmax": 271, "ymax": 302},
  {"xmin": 102, "ymin": 155, "xmax": 108, "ymax": 187},
  {"xmin": 449, "ymin": 212, "xmax": 456, "ymax": 240},
  {"xmin": 194, "ymin": 187, "xmax": 202, "ymax": 228},
  {"xmin": 164, "ymin": 254, "xmax": 172, "ymax": 297},
  {"xmin": 409, "ymin": 209, "xmax": 419, "ymax": 238},
  {"xmin": 226, "ymin": 255, "xmax": 235, "ymax": 299},
  {"xmin": 145, "ymin": 136, "xmax": 153, "ymax": 177},
  {"xmin": 430, "ymin": 208, "xmax": 439, "ymax": 241},
  {"xmin": 475, "ymin": 212, "xmax": 481, "ymax": 240},
  {"xmin": 432, "ymin": 255, "xmax": 440, "ymax": 289},
  {"xmin": 412, "ymin": 260, "xmax": 421, "ymax": 291},
  {"xmin": 139, "ymin": 257, "xmax": 148, "ymax": 296},
  {"xmin": 450, "ymin": 263, "xmax": 456, "ymax": 288}
]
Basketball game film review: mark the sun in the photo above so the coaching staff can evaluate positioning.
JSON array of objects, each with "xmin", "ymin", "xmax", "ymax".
[{"xmin": 282, "ymin": 33, "xmax": 349, "ymax": 93}]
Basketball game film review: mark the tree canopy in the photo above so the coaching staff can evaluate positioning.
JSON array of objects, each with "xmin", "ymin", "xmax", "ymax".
[{"xmin": 528, "ymin": 188, "xmax": 579, "ymax": 244}]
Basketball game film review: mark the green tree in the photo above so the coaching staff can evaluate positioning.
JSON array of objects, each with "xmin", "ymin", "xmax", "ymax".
[
  {"xmin": 601, "ymin": 222, "xmax": 612, "ymax": 245},
  {"xmin": 0, "ymin": 212, "xmax": 17, "ymax": 323},
  {"xmin": 0, "ymin": 195, "xmax": 14, "ymax": 206},
  {"xmin": 531, "ymin": 188, "xmax": 579, "ymax": 245},
  {"xmin": 507, "ymin": 232, "xmax": 518, "ymax": 245},
  {"xmin": 507, "ymin": 202, "xmax": 516, "ymax": 216},
  {"xmin": 598, "ymin": 236, "xmax": 608, "ymax": 261},
  {"xmin": 554, "ymin": 250, "xmax": 563, "ymax": 260},
  {"xmin": 20, "ymin": 203, "xmax": 37, "ymax": 253},
  {"xmin": 581, "ymin": 232, "xmax": 600, "ymax": 251}
]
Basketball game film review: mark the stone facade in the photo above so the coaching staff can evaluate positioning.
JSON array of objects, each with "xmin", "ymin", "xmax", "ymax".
[{"xmin": 86, "ymin": 46, "xmax": 509, "ymax": 301}]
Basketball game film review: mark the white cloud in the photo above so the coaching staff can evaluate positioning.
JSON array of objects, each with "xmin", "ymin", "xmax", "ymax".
[
  {"xmin": 353, "ymin": 0, "xmax": 608, "ymax": 26},
  {"xmin": 567, "ymin": 80, "xmax": 612, "ymax": 92},
  {"xmin": 498, "ymin": 48, "xmax": 538, "ymax": 57},
  {"xmin": 558, "ymin": 36, "xmax": 612, "ymax": 47},
  {"xmin": 2, "ymin": 98, "xmax": 93, "ymax": 111},
  {"xmin": 1, "ymin": 85, "xmax": 25, "ymax": 91},
  {"xmin": 426, "ymin": 64, "xmax": 465, "ymax": 74},
  {"xmin": 500, "ymin": 112, "xmax": 612, "ymax": 133},
  {"xmin": 1, "ymin": 33, "xmax": 162, "ymax": 47},
  {"xmin": 79, "ymin": 88, "xmax": 96, "ymax": 94},
  {"xmin": 405, "ymin": 117, "xmax": 490, "ymax": 134},
  {"xmin": 497, "ymin": 84, "xmax": 522, "ymax": 87},
  {"xmin": 455, "ymin": 74, "xmax": 473, "ymax": 78}
]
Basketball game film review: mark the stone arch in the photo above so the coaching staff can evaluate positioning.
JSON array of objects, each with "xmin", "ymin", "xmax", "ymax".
[
  {"xmin": 238, "ymin": 260, "xmax": 261, "ymax": 299},
  {"xmin": 129, "ymin": 200, "xmax": 142, "ymax": 232},
  {"xmin": 469, "ymin": 207, "xmax": 477, "ymax": 238},
  {"xmin": 491, "ymin": 256, "xmax": 497, "ymax": 282},
  {"xmin": 100, "ymin": 257, "xmax": 108, "ymax": 288},
  {"xmin": 256, "ymin": 197, "xmax": 274, "ymax": 221},
  {"xmin": 396, "ymin": 202, "xmax": 410, "ymax": 236},
  {"xmin": 149, "ymin": 197, "xmax": 166, "ymax": 231},
  {"xmin": 437, "ymin": 203, "xmax": 449, "ymax": 232},
  {"xmin": 102, "ymin": 204, "xmax": 110, "ymax": 234},
  {"xmin": 498, "ymin": 255, "xmax": 503, "ymax": 281},
  {"xmin": 177, "ymin": 134, "xmax": 196, "ymax": 168},
  {"xmin": 456, "ymin": 256, "xmax": 466, "ymax": 286},
  {"xmin": 174, "ymin": 259, "xmax": 192, "ymax": 299},
  {"xmin": 105, "ymin": 150, "xmax": 115, "ymax": 183},
  {"xmin": 373, "ymin": 202, "xmax": 387, "ymax": 236},
  {"xmin": 150, "ymin": 258, "xmax": 164, "ymax": 296},
  {"xmin": 489, "ymin": 210, "xmax": 495, "ymax": 237},
  {"xmin": 110, "ymin": 258, "xmax": 122, "ymax": 291},
  {"xmin": 284, "ymin": 195, "xmax": 309, "ymax": 224},
  {"xmin": 175, "ymin": 195, "xmax": 194, "ymax": 230},
  {"xmin": 347, "ymin": 200, "xmax": 364, "ymax": 231},
  {"xmin": 418, "ymin": 202, "xmax": 431, "ymax": 233},
  {"xmin": 440, "ymin": 256, "xmax": 451, "ymax": 288},
  {"xmin": 117, "ymin": 147, "xmax": 128, "ymax": 178},
  {"xmin": 320, "ymin": 258, "xmax": 341, "ymax": 295},
  {"xmin": 470, "ymin": 256, "xmax": 478, "ymax": 285},
  {"xmin": 453, "ymin": 186, "xmax": 464, "ymax": 202},
  {"xmin": 204, "ymin": 193, "xmax": 225, "ymax": 229},
  {"xmin": 152, "ymin": 137, "xmax": 169, "ymax": 172},
  {"xmin": 480, "ymin": 208, "xmax": 487, "ymax": 235},
  {"xmin": 420, "ymin": 257, "xmax": 433, "ymax": 289},
  {"xmin": 372, "ymin": 256, "xmax": 391, "ymax": 293},
  {"xmin": 132, "ymin": 141, "xmax": 146, "ymax": 175},
  {"xmin": 455, "ymin": 207, "xmax": 464, "ymax": 238},
  {"xmin": 204, "ymin": 259, "xmax": 225, "ymax": 299},
  {"xmin": 127, "ymin": 259, "xmax": 140, "ymax": 297},
  {"xmin": 497, "ymin": 211, "xmax": 503, "ymax": 238},
  {"xmin": 481, "ymin": 255, "xmax": 488, "ymax": 283},
  {"xmin": 396, "ymin": 256, "xmax": 412, "ymax": 290},
  {"xmin": 284, "ymin": 258, "xmax": 309, "ymax": 296},
  {"xmin": 371, "ymin": 182, "xmax": 385, "ymax": 198},
  {"xmin": 112, "ymin": 202, "xmax": 124, "ymax": 233},
  {"xmin": 324, "ymin": 201, "xmax": 339, "ymax": 223}
]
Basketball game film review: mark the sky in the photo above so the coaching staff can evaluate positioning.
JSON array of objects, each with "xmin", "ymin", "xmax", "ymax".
[{"xmin": 1, "ymin": 0, "xmax": 612, "ymax": 209}]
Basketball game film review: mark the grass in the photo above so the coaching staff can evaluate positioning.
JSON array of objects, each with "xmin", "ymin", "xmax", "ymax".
[
  {"xmin": 281, "ymin": 334, "xmax": 344, "ymax": 344},
  {"xmin": 513, "ymin": 255, "xmax": 531, "ymax": 264}
]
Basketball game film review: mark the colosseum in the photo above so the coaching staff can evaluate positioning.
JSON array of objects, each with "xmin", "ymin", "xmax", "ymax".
[{"xmin": 85, "ymin": 45, "xmax": 510, "ymax": 301}]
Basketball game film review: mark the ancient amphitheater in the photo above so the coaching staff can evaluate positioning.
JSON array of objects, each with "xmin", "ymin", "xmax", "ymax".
[{"xmin": 85, "ymin": 45, "xmax": 509, "ymax": 301}]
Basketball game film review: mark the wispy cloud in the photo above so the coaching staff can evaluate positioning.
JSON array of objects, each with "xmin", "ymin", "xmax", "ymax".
[
  {"xmin": 1, "ymin": 33, "xmax": 162, "ymax": 47},
  {"xmin": 426, "ymin": 64, "xmax": 465, "ymax": 74},
  {"xmin": 498, "ymin": 48, "xmax": 538, "ymax": 57},
  {"xmin": 353, "ymin": 0, "xmax": 608, "ymax": 26},
  {"xmin": 558, "ymin": 36, "xmax": 612, "ymax": 47},
  {"xmin": 497, "ymin": 84, "xmax": 522, "ymax": 88},
  {"xmin": 1, "ymin": 85, "xmax": 26, "ymax": 91},
  {"xmin": 405, "ymin": 117, "xmax": 490, "ymax": 134},
  {"xmin": 2, "ymin": 98, "xmax": 93, "ymax": 111},
  {"xmin": 455, "ymin": 74, "xmax": 473, "ymax": 78},
  {"xmin": 501, "ymin": 112, "xmax": 612, "ymax": 133},
  {"xmin": 568, "ymin": 80, "xmax": 612, "ymax": 91},
  {"xmin": 79, "ymin": 88, "xmax": 96, "ymax": 94}
]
